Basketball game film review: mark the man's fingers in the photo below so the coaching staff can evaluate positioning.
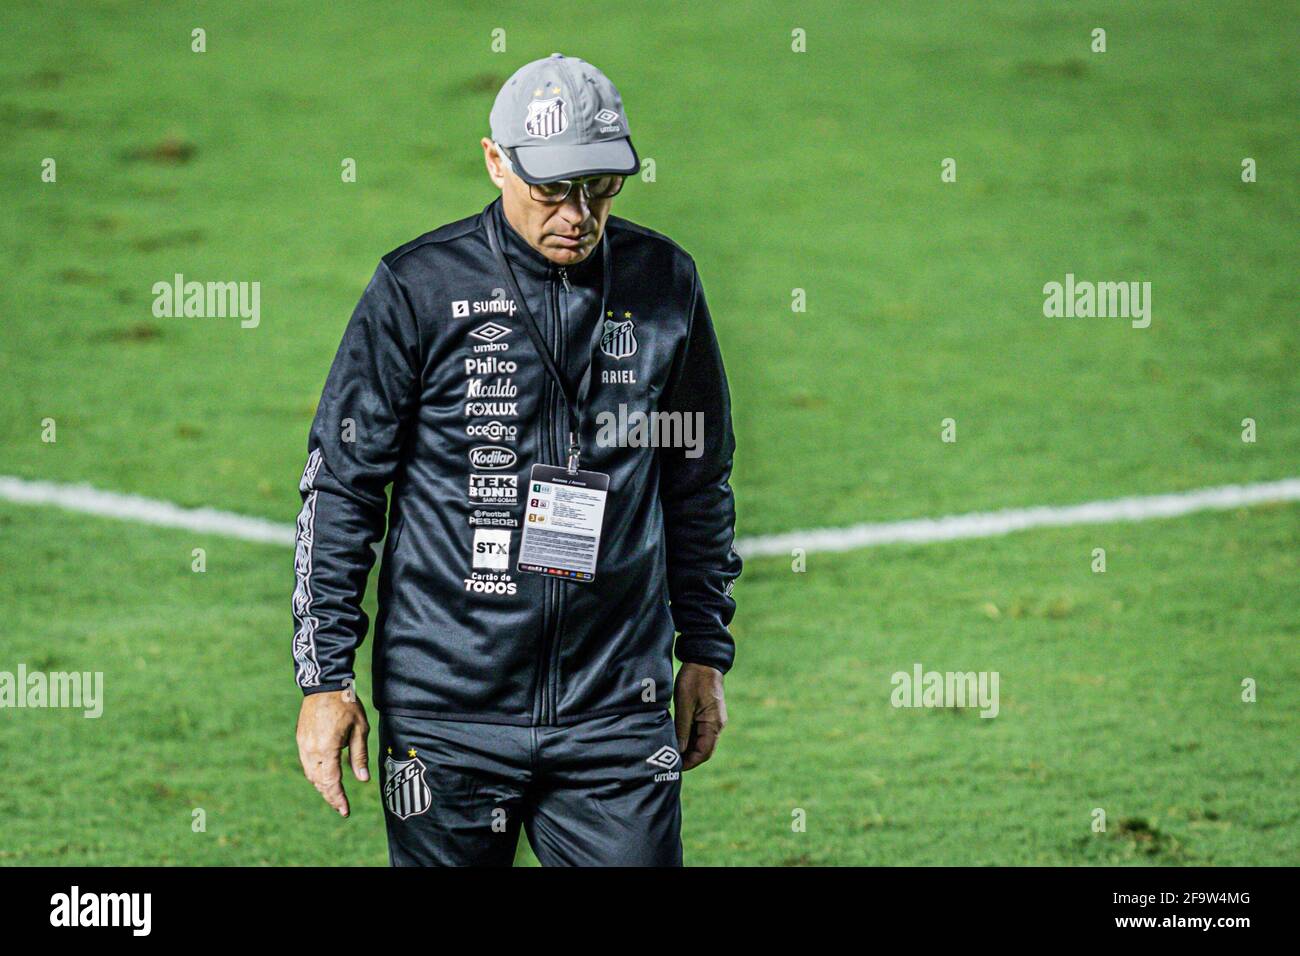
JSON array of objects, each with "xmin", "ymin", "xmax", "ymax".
[
  {"xmin": 681, "ymin": 720, "xmax": 722, "ymax": 771},
  {"xmin": 674, "ymin": 702, "xmax": 693, "ymax": 754},
  {"xmin": 299, "ymin": 745, "xmax": 350, "ymax": 816},
  {"xmin": 349, "ymin": 721, "xmax": 371, "ymax": 782},
  {"xmin": 316, "ymin": 774, "xmax": 351, "ymax": 817}
]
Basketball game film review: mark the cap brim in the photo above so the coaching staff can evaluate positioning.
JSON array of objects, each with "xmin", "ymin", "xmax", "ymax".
[{"xmin": 508, "ymin": 138, "xmax": 639, "ymax": 184}]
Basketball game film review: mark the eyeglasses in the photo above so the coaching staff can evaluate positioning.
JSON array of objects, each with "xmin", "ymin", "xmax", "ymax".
[{"xmin": 495, "ymin": 144, "xmax": 625, "ymax": 205}]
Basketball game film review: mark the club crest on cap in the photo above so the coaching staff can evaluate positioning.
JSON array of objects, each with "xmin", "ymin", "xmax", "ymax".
[{"xmin": 524, "ymin": 97, "xmax": 567, "ymax": 139}]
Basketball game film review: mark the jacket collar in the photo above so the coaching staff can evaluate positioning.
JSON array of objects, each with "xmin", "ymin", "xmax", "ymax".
[{"xmin": 487, "ymin": 197, "xmax": 602, "ymax": 285}]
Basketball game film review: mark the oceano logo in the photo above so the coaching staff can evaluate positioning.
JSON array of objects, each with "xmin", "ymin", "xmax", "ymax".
[
  {"xmin": 469, "ymin": 446, "xmax": 518, "ymax": 470},
  {"xmin": 466, "ymin": 421, "xmax": 518, "ymax": 441}
]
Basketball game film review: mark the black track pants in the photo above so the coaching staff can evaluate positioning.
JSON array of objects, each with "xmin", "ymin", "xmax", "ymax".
[{"xmin": 378, "ymin": 709, "xmax": 683, "ymax": 866}]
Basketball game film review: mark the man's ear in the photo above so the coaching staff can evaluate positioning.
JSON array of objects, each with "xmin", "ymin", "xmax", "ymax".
[{"xmin": 481, "ymin": 137, "xmax": 506, "ymax": 190}]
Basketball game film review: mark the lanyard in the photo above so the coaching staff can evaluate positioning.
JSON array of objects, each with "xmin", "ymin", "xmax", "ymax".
[{"xmin": 484, "ymin": 201, "xmax": 612, "ymax": 474}]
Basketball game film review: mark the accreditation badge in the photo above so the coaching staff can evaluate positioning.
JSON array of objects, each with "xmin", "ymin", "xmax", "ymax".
[{"xmin": 516, "ymin": 464, "xmax": 610, "ymax": 583}]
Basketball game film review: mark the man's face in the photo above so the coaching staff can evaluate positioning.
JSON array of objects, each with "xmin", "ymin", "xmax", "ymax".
[{"xmin": 481, "ymin": 137, "xmax": 615, "ymax": 266}]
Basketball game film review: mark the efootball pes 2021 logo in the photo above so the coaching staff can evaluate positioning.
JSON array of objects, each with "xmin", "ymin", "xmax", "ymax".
[{"xmin": 383, "ymin": 750, "xmax": 432, "ymax": 820}]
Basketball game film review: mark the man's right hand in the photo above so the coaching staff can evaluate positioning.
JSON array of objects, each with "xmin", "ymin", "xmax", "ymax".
[{"xmin": 296, "ymin": 690, "xmax": 370, "ymax": 817}]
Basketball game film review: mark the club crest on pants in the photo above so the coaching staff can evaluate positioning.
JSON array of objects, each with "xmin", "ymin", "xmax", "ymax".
[
  {"xmin": 600, "ymin": 318, "xmax": 637, "ymax": 360},
  {"xmin": 384, "ymin": 753, "xmax": 432, "ymax": 820}
]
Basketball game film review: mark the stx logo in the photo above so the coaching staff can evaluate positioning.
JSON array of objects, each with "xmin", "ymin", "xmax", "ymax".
[{"xmin": 472, "ymin": 529, "xmax": 511, "ymax": 570}]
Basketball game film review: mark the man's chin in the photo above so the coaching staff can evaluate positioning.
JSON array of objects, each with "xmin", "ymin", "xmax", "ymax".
[{"xmin": 543, "ymin": 243, "xmax": 594, "ymax": 266}]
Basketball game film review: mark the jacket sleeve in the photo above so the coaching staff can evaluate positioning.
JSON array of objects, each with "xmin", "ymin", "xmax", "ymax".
[
  {"xmin": 292, "ymin": 261, "xmax": 421, "ymax": 694},
  {"xmin": 659, "ymin": 264, "xmax": 743, "ymax": 673}
]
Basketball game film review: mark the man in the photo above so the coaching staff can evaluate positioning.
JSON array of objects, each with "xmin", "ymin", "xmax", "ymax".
[{"xmin": 292, "ymin": 53, "xmax": 741, "ymax": 866}]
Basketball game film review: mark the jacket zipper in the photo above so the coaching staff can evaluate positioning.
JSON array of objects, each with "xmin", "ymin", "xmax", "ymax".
[{"xmin": 535, "ymin": 266, "xmax": 568, "ymax": 724}]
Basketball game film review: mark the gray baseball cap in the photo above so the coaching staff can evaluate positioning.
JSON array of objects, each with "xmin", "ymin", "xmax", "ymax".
[{"xmin": 489, "ymin": 52, "xmax": 638, "ymax": 184}]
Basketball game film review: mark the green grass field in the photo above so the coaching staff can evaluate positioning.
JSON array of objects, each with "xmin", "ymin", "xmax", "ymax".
[{"xmin": 1, "ymin": 1, "xmax": 1296, "ymax": 865}]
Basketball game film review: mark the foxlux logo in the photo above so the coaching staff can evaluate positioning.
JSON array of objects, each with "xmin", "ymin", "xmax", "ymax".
[
  {"xmin": 50, "ymin": 886, "xmax": 151, "ymax": 936},
  {"xmin": 890, "ymin": 663, "xmax": 999, "ymax": 718},
  {"xmin": 646, "ymin": 745, "xmax": 681, "ymax": 782},
  {"xmin": 453, "ymin": 297, "xmax": 517, "ymax": 318}
]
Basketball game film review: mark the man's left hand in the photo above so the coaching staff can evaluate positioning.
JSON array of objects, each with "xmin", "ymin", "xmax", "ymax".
[{"xmin": 673, "ymin": 663, "xmax": 727, "ymax": 771}]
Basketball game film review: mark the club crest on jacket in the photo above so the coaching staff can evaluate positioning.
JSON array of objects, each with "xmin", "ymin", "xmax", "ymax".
[{"xmin": 600, "ymin": 318, "xmax": 637, "ymax": 360}]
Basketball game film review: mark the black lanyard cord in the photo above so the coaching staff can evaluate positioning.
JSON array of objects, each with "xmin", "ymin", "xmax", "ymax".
[{"xmin": 484, "ymin": 201, "xmax": 611, "ymax": 473}]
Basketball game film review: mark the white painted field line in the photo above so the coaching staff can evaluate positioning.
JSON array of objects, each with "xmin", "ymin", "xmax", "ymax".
[
  {"xmin": 1, "ymin": 475, "xmax": 1297, "ymax": 557},
  {"xmin": 737, "ymin": 478, "xmax": 1300, "ymax": 557},
  {"xmin": 0, "ymin": 476, "xmax": 295, "ymax": 547}
]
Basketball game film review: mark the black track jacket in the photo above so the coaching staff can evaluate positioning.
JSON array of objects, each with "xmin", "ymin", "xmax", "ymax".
[{"xmin": 292, "ymin": 198, "xmax": 741, "ymax": 725}]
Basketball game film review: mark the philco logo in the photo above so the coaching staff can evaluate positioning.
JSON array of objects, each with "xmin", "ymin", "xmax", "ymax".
[
  {"xmin": 469, "ymin": 446, "xmax": 517, "ymax": 470},
  {"xmin": 465, "ymin": 356, "xmax": 516, "ymax": 375},
  {"xmin": 646, "ymin": 745, "xmax": 681, "ymax": 782}
]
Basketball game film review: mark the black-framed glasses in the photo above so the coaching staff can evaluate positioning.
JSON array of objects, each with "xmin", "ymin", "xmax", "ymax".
[
  {"xmin": 527, "ymin": 174, "xmax": 625, "ymax": 204},
  {"xmin": 496, "ymin": 143, "xmax": 625, "ymax": 204}
]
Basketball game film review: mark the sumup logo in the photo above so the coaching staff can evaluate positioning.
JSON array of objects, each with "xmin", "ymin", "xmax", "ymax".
[{"xmin": 454, "ymin": 296, "xmax": 517, "ymax": 319}]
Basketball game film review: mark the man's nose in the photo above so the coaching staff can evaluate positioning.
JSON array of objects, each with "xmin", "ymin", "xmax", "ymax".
[{"xmin": 557, "ymin": 189, "xmax": 591, "ymax": 223}]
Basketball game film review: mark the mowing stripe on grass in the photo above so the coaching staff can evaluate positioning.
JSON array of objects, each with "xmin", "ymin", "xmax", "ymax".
[{"xmin": 2, "ymin": 475, "xmax": 1297, "ymax": 556}]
